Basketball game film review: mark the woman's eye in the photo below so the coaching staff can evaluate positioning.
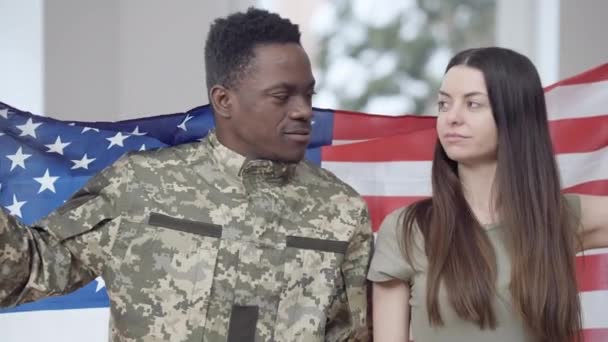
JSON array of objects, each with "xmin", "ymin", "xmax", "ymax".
[
  {"xmin": 437, "ymin": 101, "xmax": 448, "ymax": 112},
  {"xmin": 468, "ymin": 101, "xmax": 481, "ymax": 109}
]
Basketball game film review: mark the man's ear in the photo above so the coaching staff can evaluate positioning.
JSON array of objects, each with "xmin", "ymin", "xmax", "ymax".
[{"xmin": 209, "ymin": 85, "xmax": 232, "ymax": 119}]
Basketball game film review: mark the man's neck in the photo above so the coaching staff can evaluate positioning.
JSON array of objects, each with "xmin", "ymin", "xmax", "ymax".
[{"xmin": 214, "ymin": 126, "xmax": 249, "ymax": 159}]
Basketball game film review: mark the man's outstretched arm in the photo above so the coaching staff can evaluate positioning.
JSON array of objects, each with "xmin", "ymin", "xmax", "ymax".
[{"xmin": 0, "ymin": 154, "xmax": 133, "ymax": 307}]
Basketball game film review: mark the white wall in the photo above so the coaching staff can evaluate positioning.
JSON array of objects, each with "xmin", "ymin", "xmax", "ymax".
[
  {"xmin": 2, "ymin": 1, "xmax": 606, "ymax": 120},
  {"xmin": 0, "ymin": 0, "xmax": 44, "ymax": 114},
  {"xmin": 116, "ymin": 1, "xmax": 254, "ymax": 119},
  {"xmin": 496, "ymin": 0, "xmax": 608, "ymax": 85},
  {"xmin": 43, "ymin": 1, "xmax": 121, "ymax": 120},
  {"xmin": 558, "ymin": 0, "xmax": 608, "ymax": 79},
  {"xmin": 2, "ymin": 0, "xmax": 255, "ymax": 121},
  {"xmin": 44, "ymin": 0, "xmax": 256, "ymax": 121},
  {"xmin": 496, "ymin": 0, "xmax": 561, "ymax": 85},
  {"xmin": 259, "ymin": 0, "xmax": 324, "ymax": 69}
]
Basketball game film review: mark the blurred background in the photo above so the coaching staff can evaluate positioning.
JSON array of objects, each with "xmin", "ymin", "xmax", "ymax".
[{"xmin": 1, "ymin": 0, "xmax": 606, "ymax": 120}]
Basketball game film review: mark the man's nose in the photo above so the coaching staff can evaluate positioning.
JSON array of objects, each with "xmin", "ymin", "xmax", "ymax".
[{"xmin": 289, "ymin": 100, "xmax": 313, "ymax": 121}]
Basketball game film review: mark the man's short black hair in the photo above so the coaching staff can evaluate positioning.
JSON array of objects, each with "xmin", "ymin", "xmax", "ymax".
[{"xmin": 204, "ymin": 7, "xmax": 301, "ymax": 91}]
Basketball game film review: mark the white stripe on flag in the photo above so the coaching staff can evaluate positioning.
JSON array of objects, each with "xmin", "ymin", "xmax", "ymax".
[
  {"xmin": 581, "ymin": 290, "xmax": 608, "ymax": 329},
  {"xmin": 558, "ymin": 147, "xmax": 608, "ymax": 188},
  {"xmin": 332, "ymin": 139, "xmax": 370, "ymax": 145},
  {"xmin": 577, "ymin": 248, "xmax": 608, "ymax": 256},
  {"xmin": 322, "ymin": 160, "xmax": 432, "ymax": 197},
  {"xmin": 1, "ymin": 308, "xmax": 110, "ymax": 342},
  {"xmin": 547, "ymin": 80, "xmax": 608, "ymax": 120}
]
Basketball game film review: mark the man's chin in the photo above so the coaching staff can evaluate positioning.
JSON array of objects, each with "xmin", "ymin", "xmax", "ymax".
[{"xmin": 272, "ymin": 150, "xmax": 306, "ymax": 164}]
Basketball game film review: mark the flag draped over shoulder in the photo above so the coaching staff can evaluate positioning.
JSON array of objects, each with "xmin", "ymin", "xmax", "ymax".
[{"xmin": 0, "ymin": 63, "xmax": 607, "ymax": 342}]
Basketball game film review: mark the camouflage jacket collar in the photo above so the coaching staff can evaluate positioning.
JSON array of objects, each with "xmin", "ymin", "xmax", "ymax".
[{"xmin": 207, "ymin": 130, "xmax": 296, "ymax": 185}]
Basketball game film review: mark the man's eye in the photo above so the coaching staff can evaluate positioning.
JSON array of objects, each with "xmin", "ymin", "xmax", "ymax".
[{"xmin": 273, "ymin": 94, "xmax": 288, "ymax": 102}]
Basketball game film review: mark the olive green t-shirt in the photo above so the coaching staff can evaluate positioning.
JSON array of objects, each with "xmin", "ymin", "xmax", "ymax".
[{"xmin": 367, "ymin": 195, "xmax": 581, "ymax": 342}]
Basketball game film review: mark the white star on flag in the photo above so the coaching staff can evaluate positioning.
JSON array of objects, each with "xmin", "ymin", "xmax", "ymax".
[
  {"xmin": 106, "ymin": 132, "xmax": 129, "ymax": 149},
  {"xmin": 95, "ymin": 277, "xmax": 106, "ymax": 292},
  {"xmin": 82, "ymin": 126, "xmax": 100, "ymax": 133},
  {"xmin": 71, "ymin": 154, "xmax": 96, "ymax": 170},
  {"xmin": 16, "ymin": 118, "xmax": 42, "ymax": 138},
  {"xmin": 34, "ymin": 169, "xmax": 59, "ymax": 193},
  {"xmin": 5, "ymin": 194, "xmax": 26, "ymax": 218},
  {"xmin": 130, "ymin": 126, "xmax": 147, "ymax": 136},
  {"xmin": 0, "ymin": 108, "xmax": 8, "ymax": 118},
  {"xmin": 45, "ymin": 136, "xmax": 71, "ymax": 155},
  {"xmin": 7, "ymin": 147, "xmax": 32, "ymax": 171},
  {"xmin": 177, "ymin": 114, "xmax": 193, "ymax": 131}
]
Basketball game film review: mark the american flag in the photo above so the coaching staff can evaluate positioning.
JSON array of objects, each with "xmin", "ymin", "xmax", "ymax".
[{"xmin": 0, "ymin": 63, "xmax": 606, "ymax": 341}]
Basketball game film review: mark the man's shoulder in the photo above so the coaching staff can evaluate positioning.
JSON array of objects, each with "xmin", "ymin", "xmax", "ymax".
[{"xmin": 123, "ymin": 140, "xmax": 208, "ymax": 169}]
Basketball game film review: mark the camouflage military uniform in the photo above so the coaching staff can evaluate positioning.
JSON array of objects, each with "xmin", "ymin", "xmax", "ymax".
[{"xmin": 0, "ymin": 131, "xmax": 373, "ymax": 341}]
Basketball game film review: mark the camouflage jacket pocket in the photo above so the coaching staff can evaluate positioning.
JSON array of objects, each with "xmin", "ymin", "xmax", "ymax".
[
  {"xmin": 142, "ymin": 213, "xmax": 223, "ymax": 285},
  {"xmin": 274, "ymin": 236, "xmax": 348, "ymax": 340},
  {"xmin": 106, "ymin": 213, "xmax": 223, "ymax": 340},
  {"xmin": 283, "ymin": 236, "xmax": 347, "ymax": 298}
]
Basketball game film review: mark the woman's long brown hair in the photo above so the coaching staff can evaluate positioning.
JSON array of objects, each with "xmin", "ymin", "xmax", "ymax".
[{"xmin": 401, "ymin": 47, "xmax": 581, "ymax": 342}]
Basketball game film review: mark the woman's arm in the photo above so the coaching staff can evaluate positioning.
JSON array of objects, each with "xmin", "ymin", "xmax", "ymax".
[
  {"xmin": 578, "ymin": 195, "xmax": 608, "ymax": 251},
  {"xmin": 373, "ymin": 280, "xmax": 411, "ymax": 342}
]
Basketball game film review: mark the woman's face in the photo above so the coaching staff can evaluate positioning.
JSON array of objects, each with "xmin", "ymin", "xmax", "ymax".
[{"xmin": 436, "ymin": 65, "xmax": 498, "ymax": 165}]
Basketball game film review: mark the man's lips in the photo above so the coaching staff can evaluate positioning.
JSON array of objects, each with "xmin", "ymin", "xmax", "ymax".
[{"xmin": 283, "ymin": 130, "xmax": 311, "ymax": 143}]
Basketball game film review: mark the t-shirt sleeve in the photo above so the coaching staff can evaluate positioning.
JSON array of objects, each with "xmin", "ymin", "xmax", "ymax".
[
  {"xmin": 564, "ymin": 193, "xmax": 583, "ymax": 234},
  {"xmin": 564, "ymin": 193, "xmax": 582, "ymax": 218},
  {"xmin": 367, "ymin": 207, "xmax": 416, "ymax": 282}
]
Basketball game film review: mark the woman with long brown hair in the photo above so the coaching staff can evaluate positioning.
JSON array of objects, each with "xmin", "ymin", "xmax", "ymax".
[{"xmin": 368, "ymin": 47, "xmax": 608, "ymax": 342}]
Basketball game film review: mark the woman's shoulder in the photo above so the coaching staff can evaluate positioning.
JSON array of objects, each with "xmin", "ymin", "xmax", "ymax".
[
  {"xmin": 377, "ymin": 201, "xmax": 429, "ymax": 254},
  {"xmin": 380, "ymin": 200, "xmax": 430, "ymax": 234},
  {"xmin": 563, "ymin": 193, "xmax": 581, "ymax": 217},
  {"xmin": 369, "ymin": 201, "xmax": 429, "ymax": 282}
]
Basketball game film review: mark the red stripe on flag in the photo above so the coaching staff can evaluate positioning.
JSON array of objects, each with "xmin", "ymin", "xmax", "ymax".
[
  {"xmin": 582, "ymin": 328, "xmax": 608, "ymax": 342},
  {"xmin": 550, "ymin": 115, "xmax": 608, "ymax": 154},
  {"xmin": 564, "ymin": 180, "xmax": 608, "ymax": 196},
  {"xmin": 544, "ymin": 63, "xmax": 608, "ymax": 92},
  {"xmin": 576, "ymin": 253, "xmax": 608, "ymax": 292},
  {"xmin": 323, "ymin": 128, "xmax": 437, "ymax": 162},
  {"xmin": 333, "ymin": 110, "xmax": 436, "ymax": 140}
]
